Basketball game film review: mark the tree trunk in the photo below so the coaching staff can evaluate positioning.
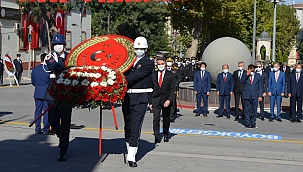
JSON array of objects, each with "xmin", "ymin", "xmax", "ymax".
[{"xmin": 185, "ymin": 18, "xmax": 204, "ymax": 58}]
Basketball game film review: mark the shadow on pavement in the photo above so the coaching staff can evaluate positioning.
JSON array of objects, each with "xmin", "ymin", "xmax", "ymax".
[{"xmin": 0, "ymin": 111, "xmax": 13, "ymax": 117}]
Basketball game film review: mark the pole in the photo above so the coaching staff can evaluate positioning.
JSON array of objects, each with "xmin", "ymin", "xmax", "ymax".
[
  {"xmin": 272, "ymin": 2, "xmax": 277, "ymax": 62},
  {"xmin": 98, "ymin": 106, "xmax": 103, "ymax": 156},
  {"xmin": 111, "ymin": 103, "xmax": 119, "ymax": 130},
  {"xmin": 252, "ymin": 0, "xmax": 257, "ymax": 63},
  {"xmin": 28, "ymin": 43, "xmax": 31, "ymax": 78},
  {"xmin": 107, "ymin": 14, "xmax": 111, "ymax": 34}
]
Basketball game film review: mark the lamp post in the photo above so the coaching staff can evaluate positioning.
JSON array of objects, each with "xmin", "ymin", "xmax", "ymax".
[
  {"xmin": 252, "ymin": 0, "xmax": 257, "ymax": 64},
  {"xmin": 266, "ymin": 0, "xmax": 285, "ymax": 62}
]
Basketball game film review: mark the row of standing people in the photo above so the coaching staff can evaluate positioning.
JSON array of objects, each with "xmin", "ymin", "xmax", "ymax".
[{"xmin": 193, "ymin": 61, "xmax": 303, "ymax": 129}]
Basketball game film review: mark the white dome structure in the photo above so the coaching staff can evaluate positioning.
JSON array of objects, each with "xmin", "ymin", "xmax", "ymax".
[{"xmin": 202, "ymin": 37, "xmax": 252, "ymax": 83}]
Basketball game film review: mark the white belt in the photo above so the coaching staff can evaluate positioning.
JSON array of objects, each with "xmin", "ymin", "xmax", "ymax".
[{"xmin": 127, "ymin": 88, "xmax": 153, "ymax": 93}]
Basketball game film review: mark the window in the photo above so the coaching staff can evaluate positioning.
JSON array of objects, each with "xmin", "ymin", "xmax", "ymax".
[{"xmin": 66, "ymin": 30, "xmax": 72, "ymax": 50}]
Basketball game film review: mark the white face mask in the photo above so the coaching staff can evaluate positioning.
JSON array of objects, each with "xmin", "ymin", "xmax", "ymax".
[
  {"xmin": 134, "ymin": 49, "xmax": 145, "ymax": 57},
  {"xmin": 182, "ymin": 63, "xmax": 186, "ymax": 66},
  {"xmin": 167, "ymin": 62, "xmax": 173, "ymax": 66},
  {"xmin": 186, "ymin": 61, "xmax": 189, "ymax": 65},
  {"xmin": 223, "ymin": 69, "xmax": 228, "ymax": 73},
  {"xmin": 191, "ymin": 62, "xmax": 195, "ymax": 65},
  {"xmin": 273, "ymin": 67, "xmax": 278, "ymax": 72},
  {"xmin": 177, "ymin": 62, "xmax": 181, "ymax": 66},
  {"xmin": 296, "ymin": 68, "xmax": 301, "ymax": 73},
  {"xmin": 238, "ymin": 67, "xmax": 243, "ymax": 70},
  {"xmin": 256, "ymin": 67, "xmax": 261, "ymax": 72},
  {"xmin": 157, "ymin": 65, "xmax": 165, "ymax": 71},
  {"xmin": 54, "ymin": 44, "xmax": 64, "ymax": 53},
  {"xmin": 200, "ymin": 67, "xmax": 205, "ymax": 71},
  {"xmin": 290, "ymin": 68, "xmax": 294, "ymax": 71},
  {"xmin": 250, "ymin": 72, "xmax": 255, "ymax": 76}
]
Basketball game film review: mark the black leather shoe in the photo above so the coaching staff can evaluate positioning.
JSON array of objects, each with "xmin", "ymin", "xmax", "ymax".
[
  {"xmin": 155, "ymin": 138, "xmax": 160, "ymax": 144},
  {"xmin": 269, "ymin": 118, "xmax": 274, "ymax": 122},
  {"xmin": 245, "ymin": 124, "xmax": 250, "ymax": 128},
  {"xmin": 128, "ymin": 161, "xmax": 137, "ymax": 167},
  {"xmin": 203, "ymin": 114, "xmax": 207, "ymax": 117},
  {"xmin": 291, "ymin": 119, "xmax": 296, "ymax": 123},
  {"xmin": 276, "ymin": 118, "xmax": 282, "ymax": 122},
  {"xmin": 58, "ymin": 153, "xmax": 67, "ymax": 161},
  {"xmin": 251, "ymin": 124, "xmax": 256, "ymax": 128},
  {"xmin": 226, "ymin": 115, "xmax": 231, "ymax": 119},
  {"xmin": 195, "ymin": 114, "xmax": 200, "ymax": 117},
  {"xmin": 297, "ymin": 118, "xmax": 301, "ymax": 123},
  {"xmin": 260, "ymin": 116, "xmax": 264, "ymax": 121},
  {"xmin": 164, "ymin": 135, "xmax": 169, "ymax": 142},
  {"xmin": 235, "ymin": 115, "xmax": 239, "ymax": 120},
  {"xmin": 216, "ymin": 115, "xmax": 223, "ymax": 118}
]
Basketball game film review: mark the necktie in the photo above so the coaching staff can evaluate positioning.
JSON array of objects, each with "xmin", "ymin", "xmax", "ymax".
[
  {"xmin": 201, "ymin": 71, "xmax": 204, "ymax": 79},
  {"xmin": 283, "ymin": 67, "xmax": 286, "ymax": 72},
  {"xmin": 275, "ymin": 72, "xmax": 278, "ymax": 82},
  {"xmin": 250, "ymin": 76, "xmax": 252, "ymax": 84},
  {"xmin": 297, "ymin": 73, "xmax": 299, "ymax": 82},
  {"xmin": 223, "ymin": 74, "xmax": 226, "ymax": 82},
  {"xmin": 238, "ymin": 71, "xmax": 242, "ymax": 79},
  {"xmin": 159, "ymin": 72, "xmax": 163, "ymax": 87}
]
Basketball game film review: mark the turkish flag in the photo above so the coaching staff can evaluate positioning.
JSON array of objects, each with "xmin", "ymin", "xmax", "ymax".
[
  {"xmin": 22, "ymin": 14, "xmax": 29, "ymax": 50},
  {"xmin": 55, "ymin": 10, "xmax": 66, "ymax": 36},
  {"xmin": 28, "ymin": 15, "xmax": 39, "ymax": 49}
]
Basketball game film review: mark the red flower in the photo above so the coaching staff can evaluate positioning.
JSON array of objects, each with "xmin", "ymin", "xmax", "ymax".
[
  {"xmin": 110, "ymin": 94, "xmax": 118, "ymax": 103},
  {"xmin": 66, "ymin": 94, "xmax": 73, "ymax": 101},
  {"xmin": 106, "ymin": 86, "xmax": 113, "ymax": 93},
  {"xmin": 77, "ymin": 97, "xmax": 85, "ymax": 104},
  {"xmin": 102, "ymin": 94, "xmax": 109, "ymax": 102},
  {"xmin": 57, "ymin": 93, "xmax": 64, "ymax": 101}
]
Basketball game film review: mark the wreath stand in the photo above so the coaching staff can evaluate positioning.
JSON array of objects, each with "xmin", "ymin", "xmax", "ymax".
[{"xmin": 8, "ymin": 74, "xmax": 19, "ymax": 87}]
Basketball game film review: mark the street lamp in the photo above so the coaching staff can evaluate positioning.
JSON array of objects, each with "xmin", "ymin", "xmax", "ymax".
[
  {"xmin": 252, "ymin": 0, "xmax": 257, "ymax": 64},
  {"xmin": 266, "ymin": 0, "xmax": 285, "ymax": 62}
]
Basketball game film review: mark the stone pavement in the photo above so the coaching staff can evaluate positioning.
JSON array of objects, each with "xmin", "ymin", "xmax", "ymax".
[{"xmin": 1, "ymin": 81, "xmax": 303, "ymax": 172}]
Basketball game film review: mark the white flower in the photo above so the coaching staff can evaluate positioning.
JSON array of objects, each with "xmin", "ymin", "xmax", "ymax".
[
  {"xmin": 89, "ymin": 73, "xmax": 95, "ymax": 77},
  {"xmin": 107, "ymin": 79, "xmax": 114, "ymax": 85},
  {"xmin": 59, "ymin": 73, "xmax": 65, "ymax": 78},
  {"xmin": 101, "ymin": 66, "xmax": 108, "ymax": 71},
  {"xmin": 76, "ymin": 72, "xmax": 83, "ymax": 77},
  {"xmin": 56, "ymin": 78, "xmax": 64, "ymax": 84},
  {"xmin": 63, "ymin": 78, "xmax": 71, "ymax": 85},
  {"xmin": 83, "ymin": 72, "xmax": 89, "ymax": 77},
  {"xmin": 81, "ymin": 79, "xmax": 89, "ymax": 86},
  {"xmin": 100, "ymin": 81, "xmax": 107, "ymax": 87},
  {"xmin": 72, "ymin": 79, "xmax": 79, "ymax": 86},
  {"xmin": 106, "ymin": 68, "xmax": 112, "ymax": 72},
  {"xmin": 94, "ymin": 73, "xmax": 102, "ymax": 78},
  {"xmin": 108, "ymin": 71, "xmax": 116, "ymax": 80},
  {"xmin": 88, "ymin": 66, "xmax": 93, "ymax": 69},
  {"xmin": 91, "ymin": 82, "xmax": 99, "ymax": 87}
]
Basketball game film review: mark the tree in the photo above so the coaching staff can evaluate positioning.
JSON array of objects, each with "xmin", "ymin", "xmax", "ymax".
[{"xmin": 88, "ymin": 1, "xmax": 171, "ymax": 55}]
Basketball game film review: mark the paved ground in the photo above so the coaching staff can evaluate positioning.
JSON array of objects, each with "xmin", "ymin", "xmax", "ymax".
[{"xmin": 0, "ymin": 77, "xmax": 303, "ymax": 172}]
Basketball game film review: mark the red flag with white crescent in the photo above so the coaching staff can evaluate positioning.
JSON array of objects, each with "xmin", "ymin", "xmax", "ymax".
[{"xmin": 55, "ymin": 10, "xmax": 66, "ymax": 36}]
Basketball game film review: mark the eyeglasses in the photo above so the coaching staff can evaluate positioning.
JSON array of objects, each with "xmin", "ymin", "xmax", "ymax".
[{"xmin": 256, "ymin": 66, "xmax": 262, "ymax": 68}]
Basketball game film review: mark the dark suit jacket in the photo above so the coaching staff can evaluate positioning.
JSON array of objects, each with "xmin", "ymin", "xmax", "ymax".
[
  {"xmin": 233, "ymin": 70, "xmax": 246, "ymax": 94},
  {"xmin": 287, "ymin": 72, "xmax": 303, "ymax": 97},
  {"xmin": 194, "ymin": 70, "xmax": 211, "ymax": 94},
  {"xmin": 150, "ymin": 70, "xmax": 176, "ymax": 106},
  {"xmin": 0, "ymin": 59, "xmax": 3, "ymax": 73},
  {"xmin": 13, "ymin": 59, "xmax": 23, "ymax": 73},
  {"xmin": 257, "ymin": 69, "xmax": 268, "ymax": 94},
  {"xmin": 216, "ymin": 72, "xmax": 234, "ymax": 95},
  {"xmin": 280, "ymin": 65, "xmax": 290, "ymax": 81},
  {"xmin": 241, "ymin": 73, "xmax": 263, "ymax": 99},
  {"xmin": 31, "ymin": 64, "xmax": 50, "ymax": 99},
  {"xmin": 124, "ymin": 55, "xmax": 154, "ymax": 105}
]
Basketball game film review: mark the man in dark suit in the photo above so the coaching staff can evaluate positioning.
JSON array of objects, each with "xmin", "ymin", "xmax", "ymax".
[
  {"xmin": 194, "ymin": 62, "xmax": 211, "ymax": 117},
  {"xmin": 31, "ymin": 53, "xmax": 51, "ymax": 134},
  {"xmin": 241, "ymin": 64, "xmax": 263, "ymax": 128},
  {"xmin": 13, "ymin": 54, "xmax": 23, "ymax": 85},
  {"xmin": 149, "ymin": 57, "xmax": 176, "ymax": 143},
  {"xmin": 186, "ymin": 57, "xmax": 198, "ymax": 81},
  {"xmin": 216, "ymin": 64, "xmax": 234, "ymax": 118},
  {"xmin": 255, "ymin": 61, "xmax": 268, "ymax": 121},
  {"xmin": 122, "ymin": 36, "xmax": 154, "ymax": 168},
  {"xmin": 233, "ymin": 61, "xmax": 246, "ymax": 120},
  {"xmin": 0, "ymin": 54, "xmax": 3, "ymax": 86},
  {"xmin": 268, "ymin": 62, "xmax": 286, "ymax": 122},
  {"xmin": 288, "ymin": 63, "xmax": 303, "ymax": 123},
  {"xmin": 45, "ymin": 34, "xmax": 72, "ymax": 161},
  {"xmin": 281, "ymin": 62, "xmax": 290, "ymax": 98}
]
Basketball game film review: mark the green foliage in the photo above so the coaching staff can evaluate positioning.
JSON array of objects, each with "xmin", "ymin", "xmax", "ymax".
[{"xmin": 87, "ymin": 1, "xmax": 171, "ymax": 55}]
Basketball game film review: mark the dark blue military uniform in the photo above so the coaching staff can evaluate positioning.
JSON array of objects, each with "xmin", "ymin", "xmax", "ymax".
[
  {"xmin": 122, "ymin": 55, "xmax": 154, "ymax": 147},
  {"xmin": 45, "ymin": 51, "xmax": 72, "ymax": 156}
]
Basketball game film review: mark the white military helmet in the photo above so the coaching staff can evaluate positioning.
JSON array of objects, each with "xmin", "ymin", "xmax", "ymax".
[{"xmin": 134, "ymin": 36, "xmax": 148, "ymax": 49}]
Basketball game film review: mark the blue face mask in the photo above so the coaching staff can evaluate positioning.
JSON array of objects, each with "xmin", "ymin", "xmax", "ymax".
[{"xmin": 134, "ymin": 49, "xmax": 145, "ymax": 58}]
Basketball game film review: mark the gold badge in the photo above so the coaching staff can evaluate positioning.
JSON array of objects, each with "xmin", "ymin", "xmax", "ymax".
[{"xmin": 137, "ymin": 64, "xmax": 142, "ymax": 69}]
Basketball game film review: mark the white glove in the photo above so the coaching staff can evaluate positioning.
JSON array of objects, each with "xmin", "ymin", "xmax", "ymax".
[{"xmin": 45, "ymin": 53, "xmax": 52, "ymax": 60}]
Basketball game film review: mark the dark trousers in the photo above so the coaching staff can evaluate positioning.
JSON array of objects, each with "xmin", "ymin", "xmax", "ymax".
[
  {"xmin": 153, "ymin": 103, "xmax": 171, "ymax": 139},
  {"xmin": 15, "ymin": 72, "xmax": 22, "ymax": 84},
  {"xmin": 122, "ymin": 102, "xmax": 147, "ymax": 147},
  {"xmin": 244, "ymin": 96, "xmax": 258, "ymax": 125},
  {"xmin": 219, "ymin": 94, "xmax": 230, "ymax": 115},
  {"xmin": 34, "ymin": 98, "xmax": 50, "ymax": 132},
  {"xmin": 196, "ymin": 93, "xmax": 209, "ymax": 115},
  {"xmin": 170, "ymin": 95, "xmax": 177, "ymax": 120},
  {"xmin": 47, "ymin": 101, "xmax": 72, "ymax": 153},
  {"xmin": 234, "ymin": 93, "xmax": 244, "ymax": 116},
  {"xmin": 0, "ymin": 72, "xmax": 3, "ymax": 85},
  {"xmin": 290, "ymin": 95, "xmax": 302, "ymax": 119},
  {"xmin": 259, "ymin": 97, "xmax": 265, "ymax": 116}
]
